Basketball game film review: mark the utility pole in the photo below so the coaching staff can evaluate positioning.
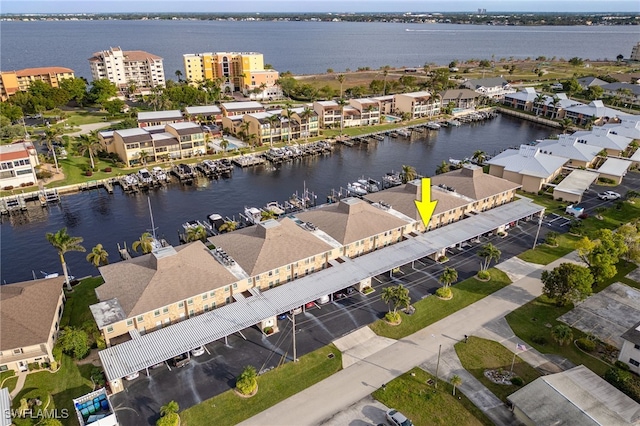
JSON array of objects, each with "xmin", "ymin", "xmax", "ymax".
[
  {"xmin": 532, "ymin": 213, "xmax": 544, "ymax": 249},
  {"xmin": 292, "ymin": 311, "xmax": 297, "ymax": 362},
  {"xmin": 434, "ymin": 344, "xmax": 442, "ymax": 389}
]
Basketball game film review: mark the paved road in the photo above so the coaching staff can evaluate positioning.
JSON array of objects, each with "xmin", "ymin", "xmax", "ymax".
[{"xmin": 239, "ymin": 253, "xmax": 576, "ymax": 426}]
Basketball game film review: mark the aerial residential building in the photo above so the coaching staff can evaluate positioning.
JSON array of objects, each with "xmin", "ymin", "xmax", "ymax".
[
  {"xmin": 440, "ymin": 89, "xmax": 478, "ymax": 111},
  {"xmin": 182, "ymin": 51, "xmax": 280, "ymax": 98},
  {"xmin": 349, "ymin": 98, "xmax": 381, "ymax": 126},
  {"xmin": 601, "ymin": 115, "xmax": 640, "ymax": 140},
  {"xmin": 576, "ymin": 76, "xmax": 608, "ymax": 90},
  {"xmin": 88, "ymin": 47, "xmax": 165, "ymax": 95},
  {"xmin": 564, "ymin": 100, "xmax": 629, "ymax": 126},
  {"xmin": 185, "ymin": 105, "xmax": 223, "ymax": 126},
  {"xmin": 0, "ymin": 276, "xmax": 65, "ymax": 373},
  {"xmin": 552, "ymin": 170, "xmax": 600, "ymax": 203},
  {"xmin": 502, "ymin": 87, "xmax": 539, "ymax": 112},
  {"xmin": 631, "ymin": 42, "xmax": 640, "ymax": 61},
  {"xmin": 487, "ymin": 144, "xmax": 568, "ymax": 193},
  {"xmin": 619, "ymin": 320, "xmax": 640, "ymax": 375},
  {"xmin": 463, "ymin": 77, "xmax": 515, "ymax": 99},
  {"xmin": 597, "ymin": 157, "xmax": 633, "ymax": 185},
  {"xmin": 137, "ymin": 110, "xmax": 183, "ymax": 128},
  {"xmin": 371, "ymin": 95, "xmax": 395, "ymax": 115},
  {"xmin": 394, "ymin": 91, "xmax": 440, "ymax": 118},
  {"xmin": 535, "ymin": 134, "xmax": 601, "ymax": 168},
  {"xmin": 0, "ymin": 67, "xmax": 75, "ymax": 101},
  {"xmin": 508, "ymin": 365, "xmax": 640, "ymax": 426},
  {"xmin": 313, "ymin": 101, "xmax": 343, "ymax": 128},
  {"xmin": 0, "ymin": 142, "xmax": 40, "ymax": 189},
  {"xmin": 533, "ymin": 93, "xmax": 582, "ymax": 119},
  {"xmin": 220, "ymin": 101, "xmax": 265, "ymax": 117},
  {"xmin": 601, "ymin": 82, "xmax": 640, "ymax": 107},
  {"xmin": 571, "ymin": 126, "xmax": 634, "ymax": 156}
]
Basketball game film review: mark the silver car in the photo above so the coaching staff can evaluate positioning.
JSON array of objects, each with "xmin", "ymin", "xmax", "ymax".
[{"xmin": 386, "ymin": 409, "xmax": 413, "ymax": 426}]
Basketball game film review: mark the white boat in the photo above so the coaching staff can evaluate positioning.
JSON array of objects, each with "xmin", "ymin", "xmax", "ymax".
[
  {"xmin": 123, "ymin": 173, "xmax": 139, "ymax": 186},
  {"xmin": 244, "ymin": 207, "xmax": 263, "ymax": 225},
  {"xmin": 207, "ymin": 213, "xmax": 225, "ymax": 232},
  {"xmin": 426, "ymin": 121, "xmax": 441, "ymax": 130},
  {"xmin": 264, "ymin": 201, "xmax": 285, "ymax": 216},
  {"xmin": 348, "ymin": 182, "xmax": 368, "ymax": 196},
  {"xmin": 449, "ymin": 158, "xmax": 462, "ymax": 166},
  {"xmin": 151, "ymin": 166, "xmax": 168, "ymax": 182},
  {"xmin": 447, "ymin": 120, "xmax": 461, "ymax": 127},
  {"xmin": 137, "ymin": 168, "xmax": 153, "ymax": 185},
  {"xmin": 396, "ymin": 129, "xmax": 411, "ymax": 137}
]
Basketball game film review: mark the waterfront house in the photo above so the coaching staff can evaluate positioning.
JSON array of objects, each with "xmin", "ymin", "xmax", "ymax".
[
  {"xmin": 507, "ymin": 365, "xmax": 640, "ymax": 426},
  {"xmin": 533, "ymin": 93, "xmax": 583, "ymax": 119},
  {"xmin": 619, "ymin": 320, "xmax": 640, "ymax": 375},
  {"xmin": 89, "ymin": 47, "xmax": 165, "ymax": 95},
  {"xmin": 112, "ymin": 128, "xmax": 154, "ymax": 166},
  {"xmin": 164, "ymin": 122, "xmax": 206, "ymax": 156},
  {"xmin": 502, "ymin": 87, "xmax": 538, "ymax": 112},
  {"xmin": 342, "ymin": 106, "xmax": 363, "ymax": 128},
  {"xmin": 349, "ymin": 98, "xmax": 381, "ymax": 126},
  {"xmin": 137, "ymin": 110, "xmax": 183, "ymax": 128},
  {"xmin": 0, "ymin": 67, "xmax": 75, "ymax": 101},
  {"xmin": 564, "ymin": 100, "xmax": 628, "ymax": 126},
  {"xmin": 0, "ymin": 276, "xmax": 65, "ymax": 373},
  {"xmin": 243, "ymin": 111, "xmax": 282, "ymax": 146},
  {"xmin": 535, "ymin": 134, "xmax": 601, "ymax": 168},
  {"xmin": 92, "ymin": 242, "xmax": 240, "ymax": 346},
  {"xmin": 220, "ymin": 101, "xmax": 265, "ymax": 117},
  {"xmin": 0, "ymin": 142, "xmax": 39, "ymax": 190},
  {"xmin": 608, "ymin": 73, "xmax": 640, "ymax": 85},
  {"xmin": 440, "ymin": 89, "xmax": 478, "ymax": 111},
  {"xmin": 571, "ymin": 126, "xmax": 634, "ymax": 156},
  {"xmin": 313, "ymin": 100, "xmax": 342, "ymax": 128},
  {"xmin": 394, "ymin": 91, "xmax": 441, "ymax": 119},
  {"xmin": 601, "ymin": 82, "xmax": 640, "ymax": 108},
  {"xmin": 371, "ymin": 95, "xmax": 395, "ymax": 116},
  {"xmin": 184, "ymin": 105, "xmax": 223, "ymax": 126},
  {"xmin": 601, "ymin": 115, "xmax": 640, "ymax": 140},
  {"xmin": 463, "ymin": 77, "xmax": 515, "ymax": 100},
  {"xmin": 487, "ymin": 145, "xmax": 568, "ymax": 193}
]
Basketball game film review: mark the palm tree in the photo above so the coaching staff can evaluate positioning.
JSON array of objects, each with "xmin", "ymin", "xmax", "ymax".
[
  {"xmin": 401, "ymin": 165, "xmax": 417, "ymax": 184},
  {"xmin": 265, "ymin": 114, "xmax": 280, "ymax": 147},
  {"xmin": 299, "ymin": 107, "xmax": 314, "ymax": 142},
  {"xmin": 218, "ymin": 220, "xmax": 237, "ymax": 233},
  {"xmin": 550, "ymin": 96, "xmax": 560, "ymax": 119},
  {"xmin": 132, "ymin": 232, "xmax": 155, "ymax": 254},
  {"xmin": 76, "ymin": 131, "xmax": 101, "ymax": 170},
  {"xmin": 219, "ymin": 138, "xmax": 229, "ymax": 154},
  {"xmin": 45, "ymin": 228, "xmax": 86, "ymax": 291},
  {"xmin": 41, "ymin": 127, "xmax": 62, "ymax": 172},
  {"xmin": 534, "ymin": 93, "xmax": 546, "ymax": 115},
  {"xmin": 559, "ymin": 118, "xmax": 573, "ymax": 134},
  {"xmin": 185, "ymin": 225, "xmax": 207, "ymax": 242},
  {"xmin": 336, "ymin": 98, "xmax": 348, "ymax": 135},
  {"xmin": 472, "ymin": 150, "xmax": 486, "ymax": 165},
  {"xmin": 478, "ymin": 243, "xmax": 501, "ymax": 272},
  {"xmin": 450, "ymin": 374, "xmax": 462, "ymax": 396},
  {"xmin": 282, "ymin": 103, "xmax": 294, "ymax": 143},
  {"xmin": 86, "ymin": 243, "xmax": 109, "ymax": 267},
  {"xmin": 381, "ymin": 284, "xmax": 411, "ymax": 315},
  {"xmin": 551, "ymin": 325, "xmax": 573, "ymax": 346},
  {"xmin": 239, "ymin": 121, "xmax": 251, "ymax": 143},
  {"xmin": 439, "ymin": 267, "xmax": 458, "ymax": 288},
  {"xmin": 175, "ymin": 70, "xmax": 183, "ymax": 82},
  {"xmin": 382, "ymin": 70, "xmax": 389, "ymax": 96},
  {"xmin": 260, "ymin": 210, "xmax": 277, "ymax": 221},
  {"xmin": 138, "ymin": 150, "xmax": 151, "ymax": 166},
  {"xmin": 160, "ymin": 400, "xmax": 179, "ymax": 418},
  {"xmin": 337, "ymin": 74, "xmax": 346, "ymax": 98},
  {"xmin": 435, "ymin": 160, "xmax": 450, "ymax": 175}
]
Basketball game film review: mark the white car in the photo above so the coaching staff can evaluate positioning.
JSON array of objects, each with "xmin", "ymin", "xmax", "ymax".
[
  {"xmin": 191, "ymin": 346, "xmax": 206, "ymax": 357},
  {"xmin": 124, "ymin": 371, "xmax": 139, "ymax": 381},
  {"xmin": 386, "ymin": 409, "xmax": 413, "ymax": 426},
  {"xmin": 598, "ymin": 191, "xmax": 621, "ymax": 201},
  {"xmin": 316, "ymin": 295, "xmax": 331, "ymax": 304}
]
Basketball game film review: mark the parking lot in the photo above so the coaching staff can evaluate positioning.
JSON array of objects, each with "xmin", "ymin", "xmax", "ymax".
[{"xmin": 110, "ymin": 219, "xmax": 547, "ymax": 425}]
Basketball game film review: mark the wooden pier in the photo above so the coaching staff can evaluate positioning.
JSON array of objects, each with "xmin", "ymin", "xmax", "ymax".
[{"xmin": 232, "ymin": 155, "xmax": 266, "ymax": 168}]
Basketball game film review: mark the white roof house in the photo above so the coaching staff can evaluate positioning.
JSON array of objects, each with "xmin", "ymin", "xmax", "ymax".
[
  {"xmin": 553, "ymin": 169, "xmax": 599, "ymax": 202},
  {"xmin": 565, "ymin": 100, "xmax": 630, "ymax": 121},
  {"xmin": 536, "ymin": 134, "xmax": 601, "ymax": 165},
  {"xmin": 598, "ymin": 157, "xmax": 632, "ymax": 179},
  {"xmin": 542, "ymin": 93, "xmax": 584, "ymax": 109},
  {"xmin": 488, "ymin": 145, "xmax": 568, "ymax": 178},
  {"xmin": 138, "ymin": 110, "xmax": 183, "ymax": 121},
  {"xmin": 504, "ymin": 87, "xmax": 539, "ymax": 103},
  {"xmin": 508, "ymin": 365, "xmax": 640, "ymax": 426},
  {"xmin": 602, "ymin": 115, "xmax": 640, "ymax": 140},
  {"xmin": 185, "ymin": 105, "xmax": 222, "ymax": 115},
  {"xmin": 572, "ymin": 127, "xmax": 634, "ymax": 153},
  {"xmin": 221, "ymin": 101, "xmax": 264, "ymax": 111}
]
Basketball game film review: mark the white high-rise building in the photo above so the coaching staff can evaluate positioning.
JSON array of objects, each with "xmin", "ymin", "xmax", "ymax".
[
  {"xmin": 631, "ymin": 42, "xmax": 640, "ymax": 62},
  {"xmin": 88, "ymin": 47, "xmax": 165, "ymax": 94}
]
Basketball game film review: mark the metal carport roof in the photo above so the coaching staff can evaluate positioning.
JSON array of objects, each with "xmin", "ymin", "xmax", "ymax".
[{"xmin": 99, "ymin": 198, "xmax": 543, "ymax": 382}]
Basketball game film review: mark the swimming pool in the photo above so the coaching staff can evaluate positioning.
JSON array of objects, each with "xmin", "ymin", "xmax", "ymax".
[{"xmin": 384, "ymin": 115, "xmax": 401, "ymax": 123}]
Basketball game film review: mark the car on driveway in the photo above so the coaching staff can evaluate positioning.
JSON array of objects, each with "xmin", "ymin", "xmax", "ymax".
[
  {"xmin": 191, "ymin": 346, "xmax": 205, "ymax": 357},
  {"xmin": 386, "ymin": 409, "xmax": 413, "ymax": 426},
  {"xmin": 598, "ymin": 191, "xmax": 621, "ymax": 201},
  {"xmin": 170, "ymin": 353, "xmax": 191, "ymax": 368}
]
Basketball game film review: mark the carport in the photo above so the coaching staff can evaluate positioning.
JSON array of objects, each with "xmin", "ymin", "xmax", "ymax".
[
  {"xmin": 553, "ymin": 170, "xmax": 599, "ymax": 203},
  {"xmin": 597, "ymin": 158, "xmax": 632, "ymax": 185},
  {"xmin": 99, "ymin": 198, "xmax": 544, "ymax": 390}
]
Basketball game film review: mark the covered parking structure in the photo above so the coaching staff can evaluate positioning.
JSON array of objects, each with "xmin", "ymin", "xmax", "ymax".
[
  {"xmin": 99, "ymin": 198, "xmax": 544, "ymax": 390},
  {"xmin": 552, "ymin": 169, "xmax": 599, "ymax": 203}
]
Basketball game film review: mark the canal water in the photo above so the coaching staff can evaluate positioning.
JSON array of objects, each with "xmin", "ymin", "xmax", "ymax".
[{"xmin": 1, "ymin": 115, "xmax": 552, "ymax": 284}]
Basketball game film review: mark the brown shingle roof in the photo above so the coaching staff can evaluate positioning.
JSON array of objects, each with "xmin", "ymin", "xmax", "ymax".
[
  {"xmin": 15, "ymin": 67, "xmax": 74, "ymax": 77},
  {"xmin": 96, "ymin": 242, "xmax": 237, "ymax": 317},
  {"xmin": 208, "ymin": 218, "xmax": 334, "ymax": 276},
  {"xmin": 123, "ymin": 50, "xmax": 163, "ymax": 61},
  {"xmin": 295, "ymin": 198, "xmax": 409, "ymax": 244},
  {"xmin": 430, "ymin": 165, "xmax": 521, "ymax": 201},
  {"xmin": 0, "ymin": 277, "xmax": 64, "ymax": 351}
]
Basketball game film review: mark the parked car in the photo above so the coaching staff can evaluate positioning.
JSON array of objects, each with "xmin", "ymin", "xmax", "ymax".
[
  {"xmin": 277, "ymin": 313, "xmax": 288, "ymax": 320},
  {"xmin": 191, "ymin": 346, "xmax": 205, "ymax": 357},
  {"xmin": 170, "ymin": 353, "xmax": 190, "ymax": 368},
  {"xmin": 290, "ymin": 306, "xmax": 303, "ymax": 315},
  {"xmin": 386, "ymin": 409, "xmax": 413, "ymax": 426},
  {"xmin": 124, "ymin": 371, "xmax": 139, "ymax": 381},
  {"xmin": 598, "ymin": 191, "xmax": 621, "ymax": 201},
  {"xmin": 305, "ymin": 301, "xmax": 315, "ymax": 309},
  {"xmin": 316, "ymin": 294, "xmax": 331, "ymax": 304}
]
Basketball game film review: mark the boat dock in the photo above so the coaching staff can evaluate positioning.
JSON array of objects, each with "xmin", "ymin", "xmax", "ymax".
[
  {"xmin": 232, "ymin": 155, "xmax": 266, "ymax": 168},
  {"xmin": 80, "ymin": 179, "xmax": 115, "ymax": 194}
]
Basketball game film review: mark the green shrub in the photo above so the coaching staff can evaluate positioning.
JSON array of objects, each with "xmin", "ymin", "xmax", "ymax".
[
  {"xmin": 263, "ymin": 326, "xmax": 273, "ymax": 335},
  {"xmin": 28, "ymin": 362, "xmax": 40, "ymax": 371},
  {"xmin": 236, "ymin": 365, "xmax": 258, "ymax": 395},
  {"xmin": 362, "ymin": 287, "xmax": 374, "ymax": 294},
  {"xmin": 531, "ymin": 335, "xmax": 548, "ymax": 345},
  {"xmin": 435, "ymin": 287, "xmax": 452, "ymax": 298},
  {"xmin": 384, "ymin": 311, "xmax": 400, "ymax": 323},
  {"xmin": 615, "ymin": 361, "xmax": 631, "ymax": 371},
  {"xmin": 510, "ymin": 377, "xmax": 524, "ymax": 386},
  {"xmin": 156, "ymin": 413, "xmax": 179, "ymax": 426},
  {"xmin": 545, "ymin": 231, "xmax": 559, "ymax": 246},
  {"xmin": 477, "ymin": 270, "xmax": 490, "ymax": 280},
  {"xmin": 437, "ymin": 255, "xmax": 449, "ymax": 263},
  {"xmin": 576, "ymin": 338, "xmax": 596, "ymax": 352},
  {"xmin": 598, "ymin": 177, "xmax": 616, "ymax": 184}
]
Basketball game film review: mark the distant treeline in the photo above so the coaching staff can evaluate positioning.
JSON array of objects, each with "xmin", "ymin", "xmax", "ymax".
[{"xmin": 4, "ymin": 12, "xmax": 639, "ymax": 26}]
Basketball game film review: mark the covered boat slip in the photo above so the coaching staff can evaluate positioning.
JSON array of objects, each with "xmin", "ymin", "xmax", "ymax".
[{"xmin": 99, "ymin": 198, "xmax": 543, "ymax": 384}]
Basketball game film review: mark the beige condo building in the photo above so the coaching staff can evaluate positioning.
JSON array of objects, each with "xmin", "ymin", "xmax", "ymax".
[
  {"xmin": 88, "ymin": 47, "xmax": 165, "ymax": 94},
  {"xmin": 0, "ymin": 67, "xmax": 75, "ymax": 101}
]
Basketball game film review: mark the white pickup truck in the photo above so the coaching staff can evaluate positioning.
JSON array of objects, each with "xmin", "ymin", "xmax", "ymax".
[{"xmin": 565, "ymin": 205, "xmax": 585, "ymax": 218}]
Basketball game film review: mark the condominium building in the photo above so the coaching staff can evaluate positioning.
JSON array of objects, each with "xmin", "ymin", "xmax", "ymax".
[
  {"xmin": 88, "ymin": 47, "xmax": 165, "ymax": 94},
  {"xmin": 631, "ymin": 42, "xmax": 640, "ymax": 62},
  {"xmin": 394, "ymin": 91, "xmax": 441, "ymax": 119},
  {"xmin": 0, "ymin": 142, "xmax": 40, "ymax": 190},
  {"xmin": 182, "ymin": 52, "xmax": 280, "ymax": 98},
  {"xmin": 0, "ymin": 67, "xmax": 75, "ymax": 101}
]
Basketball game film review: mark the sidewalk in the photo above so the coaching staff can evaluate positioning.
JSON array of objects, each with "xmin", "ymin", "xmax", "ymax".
[
  {"xmin": 9, "ymin": 372, "xmax": 27, "ymax": 399},
  {"xmin": 239, "ymin": 252, "xmax": 578, "ymax": 426}
]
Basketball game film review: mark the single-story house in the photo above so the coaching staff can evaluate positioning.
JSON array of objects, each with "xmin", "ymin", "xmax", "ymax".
[
  {"xmin": 597, "ymin": 157, "xmax": 632, "ymax": 185},
  {"xmin": 601, "ymin": 82, "xmax": 640, "ymax": 107}
]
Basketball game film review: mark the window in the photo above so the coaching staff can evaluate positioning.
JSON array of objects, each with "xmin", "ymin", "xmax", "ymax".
[
  {"xmin": 232, "ymin": 283, "xmax": 238, "ymax": 289},
  {"xmin": 635, "ymin": 344, "xmax": 640, "ymax": 350},
  {"xmin": 154, "ymin": 310, "xmax": 160, "ymax": 317},
  {"xmin": 126, "ymin": 319, "xmax": 133, "ymax": 326},
  {"xmin": 203, "ymin": 304, "xmax": 209, "ymax": 312},
  {"xmin": 137, "ymin": 315, "xmax": 144, "ymax": 322},
  {"xmin": 163, "ymin": 307, "xmax": 169, "ymax": 314},
  {"xmin": 202, "ymin": 293, "xmax": 208, "ymax": 300},
  {"xmin": 13, "ymin": 349, "xmax": 22, "ymax": 355},
  {"xmin": 106, "ymin": 326, "xmax": 114, "ymax": 334},
  {"xmin": 188, "ymin": 298, "xmax": 194, "ymax": 305},
  {"xmin": 630, "ymin": 358, "xmax": 640, "ymax": 367},
  {"xmin": 210, "ymin": 291, "xmax": 215, "ymax": 297},
  {"xmin": 178, "ymin": 302, "xmax": 184, "ymax": 308}
]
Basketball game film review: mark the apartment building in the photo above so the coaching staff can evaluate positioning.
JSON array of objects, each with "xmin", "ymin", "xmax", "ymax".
[
  {"xmin": 441, "ymin": 89, "xmax": 478, "ymax": 111},
  {"xmin": 564, "ymin": 100, "xmax": 628, "ymax": 126},
  {"xmin": 88, "ymin": 47, "xmax": 165, "ymax": 94},
  {"xmin": 0, "ymin": 67, "xmax": 75, "ymax": 101},
  {"xmin": 313, "ymin": 101, "xmax": 342, "ymax": 128},
  {"xmin": 241, "ymin": 107, "xmax": 318, "ymax": 146},
  {"xmin": 631, "ymin": 42, "xmax": 640, "ymax": 61},
  {"xmin": 535, "ymin": 134, "xmax": 601, "ymax": 168},
  {"xmin": 349, "ymin": 98, "xmax": 381, "ymax": 126},
  {"xmin": 394, "ymin": 91, "xmax": 441, "ymax": 119},
  {"xmin": 182, "ymin": 51, "xmax": 280, "ymax": 98},
  {"xmin": 463, "ymin": 77, "xmax": 516, "ymax": 99},
  {"xmin": 601, "ymin": 82, "xmax": 640, "ymax": 107},
  {"xmin": 137, "ymin": 110, "xmax": 184, "ymax": 128},
  {"xmin": 502, "ymin": 87, "xmax": 539, "ymax": 112},
  {"xmin": 185, "ymin": 105, "xmax": 223, "ymax": 126},
  {"xmin": 0, "ymin": 142, "xmax": 40, "ymax": 189},
  {"xmin": 0, "ymin": 277, "xmax": 65, "ymax": 373},
  {"xmin": 571, "ymin": 126, "xmax": 633, "ymax": 156}
]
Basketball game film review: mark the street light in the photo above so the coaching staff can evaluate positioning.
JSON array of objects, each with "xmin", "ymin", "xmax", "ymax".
[{"xmin": 532, "ymin": 213, "xmax": 544, "ymax": 249}]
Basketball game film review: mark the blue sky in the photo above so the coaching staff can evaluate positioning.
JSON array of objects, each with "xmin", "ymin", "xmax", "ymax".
[{"xmin": 2, "ymin": 1, "xmax": 639, "ymax": 14}]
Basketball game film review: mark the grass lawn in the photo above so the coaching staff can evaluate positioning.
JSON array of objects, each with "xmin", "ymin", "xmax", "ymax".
[
  {"xmin": 60, "ymin": 277, "xmax": 103, "ymax": 329},
  {"xmin": 12, "ymin": 354, "xmax": 94, "ymax": 426},
  {"xmin": 372, "ymin": 367, "xmax": 492, "ymax": 426},
  {"xmin": 505, "ymin": 260, "xmax": 637, "ymax": 377},
  {"xmin": 370, "ymin": 268, "xmax": 511, "ymax": 340},
  {"xmin": 454, "ymin": 336, "xmax": 541, "ymax": 403},
  {"xmin": 0, "ymin": 370, "xmax": 17, "ymax": 393},
  {"xmin": 63, "ymin": 111, "xmax": 110, "ymax": 126},
  {"xmin": 518, "ymin": 233, "xmax": 580, "ymax": 265},
  {"xmin": 180, "ymin": 345, "xmax": 342, "ymax": 426}
]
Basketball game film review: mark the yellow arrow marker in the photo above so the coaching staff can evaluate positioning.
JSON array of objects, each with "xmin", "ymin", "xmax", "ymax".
[{"xmin": 414, "ymin": 177, "xmax": 438, "ymax": 227}]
